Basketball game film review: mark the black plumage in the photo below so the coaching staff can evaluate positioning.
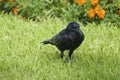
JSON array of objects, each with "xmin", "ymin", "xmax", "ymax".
[{"xmin": 42, "ymin": 22, "xmax": 85, "ymax": 59}]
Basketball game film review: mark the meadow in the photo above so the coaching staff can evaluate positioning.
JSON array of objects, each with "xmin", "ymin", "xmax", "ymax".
[{"xmin": 0, "ymin": 14, "xmax": 120, "ymax": 80}]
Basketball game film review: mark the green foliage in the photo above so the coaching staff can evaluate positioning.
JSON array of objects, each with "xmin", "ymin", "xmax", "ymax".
[
  {"xmin": 16, "ymin": 0, "xmax": 68, "ymax": 20},
  {"xmin": 100, "ymin": 0, "xmax": 120, "ymax": 27},
  {"xmin": 0, "ymin": 14, "xmax": 120, "ymax": 80},
  {"xmin": 63, "ymin": 0, "xmax": 120, "ymax": 27},
  {"xmin": 0, "ymin": 0, "xmax": 120, "ymax": 26},
  {"xmin": 0, "ymin": 0, "xmax": 17, "ymax": 13}
]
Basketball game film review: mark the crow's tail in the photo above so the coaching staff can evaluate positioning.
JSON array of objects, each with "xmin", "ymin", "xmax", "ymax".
[{"xmin": 42, "ymin": 39, "xmax": 53, "ymax": 45}]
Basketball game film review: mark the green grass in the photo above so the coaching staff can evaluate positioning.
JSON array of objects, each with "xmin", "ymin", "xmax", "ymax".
[{"xmin": 0, "ymin": 14, "xmax": 120, "ymax": 80}]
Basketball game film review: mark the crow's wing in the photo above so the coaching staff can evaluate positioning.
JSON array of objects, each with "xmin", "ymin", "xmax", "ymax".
[
  {"xmin": 50, "ymin": 30, "xmax": 76, "ymax": 46},
  {"xmin": 50, "ymin": 30, "xmax": 66, "ymax": 45}
]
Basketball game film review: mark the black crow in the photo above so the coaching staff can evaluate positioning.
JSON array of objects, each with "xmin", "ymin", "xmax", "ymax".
[{"xmin": 42, "ymin": 22, "xmax": 84, "ymax": 59}]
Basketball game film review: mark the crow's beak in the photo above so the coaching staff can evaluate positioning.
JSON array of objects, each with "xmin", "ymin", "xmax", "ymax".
[{"xmin": 73, "ymin": 29, "xmax": 80, "ymax": 32}]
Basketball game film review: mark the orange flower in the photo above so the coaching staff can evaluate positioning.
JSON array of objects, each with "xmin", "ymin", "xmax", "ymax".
[
  {"xmin": 13, "ymin": 7, "xmax": 18, "ymax": 14},
  {"xmin": 0, "ymin": 0, "xmax": 2, "ymax": 2},
  {"xmin": 90, "ymin": 0, "xmax": 99, "ymax": 6},
  {"xmin": 75, "ymin": 0, "xmax": 86, "ymax": 5},
  {"xmin": 118, "ymin": 10, "xmax": 120, "ymax": 15},
  {"xmin": 94, "ymin": 5, "xmax": 101, "ymax": 13},
  {"xmin": 9, "ymin": 0, "xmax": 14, "ymax": 2},
  {"xmin": 88, "ymin": 8, "xmax": 95, "ymax": 18},
  {"xmin": 96, "ymin": 10, "xmax": 106, "ymax": 19}
]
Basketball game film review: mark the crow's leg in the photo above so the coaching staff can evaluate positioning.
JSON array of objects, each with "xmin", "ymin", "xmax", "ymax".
[
  {"xmin": 68, "ymin": 50, "xmax": 73, "ymax": 59},
  {"xmin": 61, "ymin": 51, "xmax": 64, "ymax": 58}
]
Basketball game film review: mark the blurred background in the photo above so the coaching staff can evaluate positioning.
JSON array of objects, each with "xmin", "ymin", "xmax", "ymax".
[{"xmin": 0, "ymin": 0, "xmax": 120, "ymax": 27}]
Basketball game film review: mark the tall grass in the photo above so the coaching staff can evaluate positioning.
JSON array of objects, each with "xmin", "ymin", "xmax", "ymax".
[{"xmin": 0, "ymin": 14, "xmax": 120, "ymax": 80}]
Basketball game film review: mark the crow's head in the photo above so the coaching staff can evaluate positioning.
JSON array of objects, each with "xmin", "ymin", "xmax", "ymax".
[{"xmin": 66, "ymin": 22, "xmax": 80, "ymax": 32}]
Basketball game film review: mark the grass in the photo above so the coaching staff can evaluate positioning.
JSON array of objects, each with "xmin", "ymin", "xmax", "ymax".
[{"xmin": 0, "ymin": 14, "xmax": 120, "ymax": 80}]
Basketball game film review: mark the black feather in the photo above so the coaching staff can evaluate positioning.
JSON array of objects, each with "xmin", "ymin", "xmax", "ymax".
[
  {"xmin": 42, "ymin": 40, "xmax": 52, "ymax": 44},
  {"xmin": 42, "ymin": 22, "xmax": 85, "ymax": 59}
]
